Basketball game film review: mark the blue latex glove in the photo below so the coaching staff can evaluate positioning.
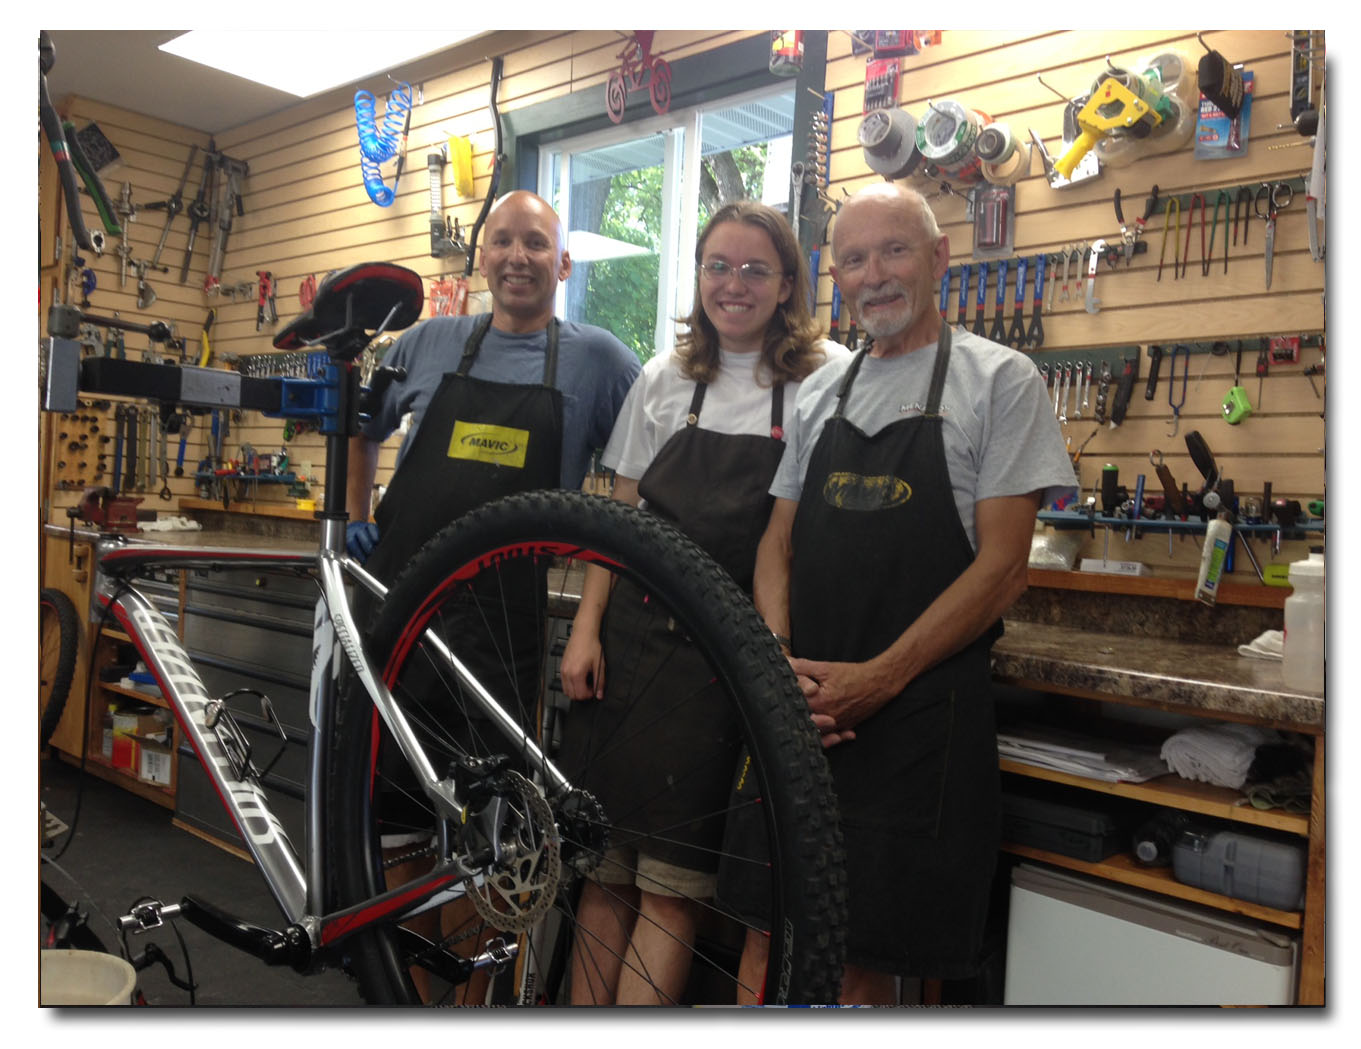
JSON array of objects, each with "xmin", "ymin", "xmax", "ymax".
[{"xmin": 346, "ymin": 521, "xmax": 380, "ymax": 563}]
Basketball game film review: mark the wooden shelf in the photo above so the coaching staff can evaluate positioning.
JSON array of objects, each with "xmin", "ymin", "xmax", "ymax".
[
  {"xmin": 1001, "ymin": 844, "xmax": 1303, "ymax": 930},
  {"xmin": 1027, "ymin": 568, "xmax": 1287, "ymax": 609},
  {"xmin": 180, "ymin": 496, "xmax": 318, "ymax": 521},
  {"xmin": 1000, "ymin": 759, "xmax": 1309, "ymax": 836},
  {"xmin": 100, "ymin": 681, "xmax": 169, "ymax": 709},
  {"xmin": 102, "ymin": 628, "xmax": 133, "ymax": 644},
  {"xmin": 61, "ymin": 751, "xmax": 175, "ymax": 810}
]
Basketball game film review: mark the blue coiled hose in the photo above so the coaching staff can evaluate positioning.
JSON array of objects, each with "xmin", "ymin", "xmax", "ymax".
[{"xmin": 354, "ymin": 82, "xmax": 412, "ymax": 207}]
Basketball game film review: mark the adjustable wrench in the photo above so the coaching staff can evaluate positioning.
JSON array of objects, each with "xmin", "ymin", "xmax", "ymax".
[{"xmin": 1085, "ymin": 240, "xmax": 1107, "ymax": 313}]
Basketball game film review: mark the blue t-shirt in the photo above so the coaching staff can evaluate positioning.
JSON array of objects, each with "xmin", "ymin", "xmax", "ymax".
[{"xmin": 362, "ymin": 314, "xmax": 641, "ymax": 489}]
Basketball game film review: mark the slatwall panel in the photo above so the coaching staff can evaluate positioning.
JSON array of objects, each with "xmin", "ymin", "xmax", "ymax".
[
  {"xmin": 815, "ymin": 29, "xmax": 1325, "ymax": 581},
  {"xmin": 43, "ymin": 30, "xmax": 759, "ymax": 520},
  {"xmin": 44, "ymin": 29, "xmax": 1325, "ymax": 585}
]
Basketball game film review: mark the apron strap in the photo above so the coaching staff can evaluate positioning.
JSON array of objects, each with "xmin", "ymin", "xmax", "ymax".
[
  {"xmin": 835, "ymin": 322, "xmax": 954, "ymax": 418},
  {"xmin": 686, "ymin": 376, "xmax": 786, "ymax": 439},
  {"xmin": 833, "ymin": 349, "xmax": 869, "ymax": 420},
  {"xmin": 685, "ymin": 381, "xmax": 706, "ymax": 425},
  {"xmin": 457, "ymin": 315, "xmax": 560, "ymax": 387},
  {"xmin": 923, "ymin": 321, "xmax": 953, "ymax": 418}
]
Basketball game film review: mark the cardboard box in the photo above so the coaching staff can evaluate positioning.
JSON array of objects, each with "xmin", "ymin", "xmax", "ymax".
[{"xmin": 138, "ymin": 740, "xmax": 174, "ymax": 787}]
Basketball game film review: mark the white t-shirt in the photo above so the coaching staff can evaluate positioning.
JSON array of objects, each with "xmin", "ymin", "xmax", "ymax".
[
  {"xmin": 770, "ymin": 327, "xmax": 1076, "ymax": 550},
  {"xmin": 603, "ymin": 340, "xmax": 850, "ymax": 502}
]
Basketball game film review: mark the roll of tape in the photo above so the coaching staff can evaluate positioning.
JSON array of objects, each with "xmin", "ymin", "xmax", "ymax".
[
  {"xmin": 916, "ymin": 100, "xmax": 981, "ymax": 167},
  {"xmin": 858, "ymin": 108, "xmax": 921, "ymax": 179},
  {"xmin": 975, "ymin": 123, "xmax": 1016, "ymax": 164},
  {"xmin": 981, "ymin": 145, "xmax": 1028, "ymax": 186}
]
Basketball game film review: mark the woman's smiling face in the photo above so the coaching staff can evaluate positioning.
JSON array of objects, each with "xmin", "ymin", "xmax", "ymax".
[{"xmin": 697, "ymin": 220, "xmax": 793, "ymax": 355}]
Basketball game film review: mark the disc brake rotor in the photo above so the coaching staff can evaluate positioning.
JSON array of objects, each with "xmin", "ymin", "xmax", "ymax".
[{"xmin": 466, "ymin": 770, "xmax": 561, "ymax": 933}]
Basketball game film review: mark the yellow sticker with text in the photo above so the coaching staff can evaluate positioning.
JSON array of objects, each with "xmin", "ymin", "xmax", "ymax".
[
  {"xmin": 822, "ymin": 471, "xmax": 912, "ymax": 511},
  {"xmin": 448, "ymin": 421, "xmax": 529, "ymax": 468}
]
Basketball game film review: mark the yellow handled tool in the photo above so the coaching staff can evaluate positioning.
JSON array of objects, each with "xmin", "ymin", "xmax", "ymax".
[
  {"xmin": 1055, "ymin": 74, "xmax": 1166, "ymax": 179},
  {"xmin": 198, "ymin": 308, "xmax": 215, "ymax": 367}
]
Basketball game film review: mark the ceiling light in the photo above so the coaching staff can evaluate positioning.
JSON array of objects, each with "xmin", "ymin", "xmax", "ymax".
[{"xmin": 159, "ymin": 30, "xmax": 485, "ymax": 97}]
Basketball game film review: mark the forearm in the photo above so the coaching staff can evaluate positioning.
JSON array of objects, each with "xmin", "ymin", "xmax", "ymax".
[
  {"xmin": 753, "ymin": 499, "xmax": 797, "ymax": 643},
  {"xmin": 868, "ymin": 548, "xmax": 1028, "ymax": 697},
  {"xmin": 573, "ymin": 474, "xmax": 641, "ymax": 639},
  {"xmin": 347, "ymin": 436, "xmax": 380, "ymax": 521}
]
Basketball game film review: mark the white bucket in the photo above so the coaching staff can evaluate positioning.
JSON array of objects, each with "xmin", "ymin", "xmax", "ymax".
[{"xmin": 39, "ymin": 949, "xmax": 137, "ymax": 1006}]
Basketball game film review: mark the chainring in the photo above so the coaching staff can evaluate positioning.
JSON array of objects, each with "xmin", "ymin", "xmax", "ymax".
[{"xmin": 466, "ymin": 770, "xmax": 561, "ymax": 933}]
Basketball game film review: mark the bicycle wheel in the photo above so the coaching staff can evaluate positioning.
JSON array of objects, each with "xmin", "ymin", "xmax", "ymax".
[
  {"xmin": 328, "ymin": 490, "xmax": 845, "ymax": 1005},
  {"xmin": 40, "ymin": 588, "xmax": 80, "ymax": 749}
]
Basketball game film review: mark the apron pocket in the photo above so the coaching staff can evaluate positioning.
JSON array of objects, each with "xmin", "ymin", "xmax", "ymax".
[{"xmin": 828, "ymin": 689, "xmax": 955, "ymax": 839}]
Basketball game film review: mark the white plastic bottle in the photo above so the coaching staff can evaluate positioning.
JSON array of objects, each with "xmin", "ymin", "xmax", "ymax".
[
  {"xmin": 1194, "ymin": 513, "xmax": 1234, "ymax": 606},
  {"xmin": 1282, "ymin": 547, "xmax": 1325, "ymax": 693}
]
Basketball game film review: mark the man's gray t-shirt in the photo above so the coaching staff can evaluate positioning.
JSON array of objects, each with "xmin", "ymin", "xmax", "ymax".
[
  {"xmin": 362, "ymin": 313, "xmax": 641, "ymax": 489},
  {"xmin": 770, "ymin": 327, "xmax": 1075, "ymax": 550}
]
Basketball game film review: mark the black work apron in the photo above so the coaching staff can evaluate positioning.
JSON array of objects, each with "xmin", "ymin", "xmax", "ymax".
[
  {"xmin": 560, "ymin": 379, "xmax": 786, "ymax": 875},
  {"xmin": 366, "ymin": 315, "xmax": 565, "ymax": 753},
  {"xmin": 795, "ymin": 324, "xmax": 1000, "ymax": 978}
]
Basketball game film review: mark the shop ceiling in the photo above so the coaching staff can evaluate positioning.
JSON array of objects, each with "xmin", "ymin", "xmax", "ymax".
[{"xmin": 42, "ymin": 29, "xmax": 488, "ymax": 135}]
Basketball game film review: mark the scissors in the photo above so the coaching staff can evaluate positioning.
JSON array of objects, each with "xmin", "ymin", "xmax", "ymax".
[
  {"xmin": 1254, "ymin": 181, "xmax": 1295, "ymax": 290},
  {"xmin": 1166, "ymin": 344, "xmax": 1190, "ymax": 436}
]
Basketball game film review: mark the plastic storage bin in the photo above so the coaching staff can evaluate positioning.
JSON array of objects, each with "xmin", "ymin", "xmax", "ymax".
[{"xmin": 1172, "ymin": 828, "xmax": 1306, "ymax": 911}]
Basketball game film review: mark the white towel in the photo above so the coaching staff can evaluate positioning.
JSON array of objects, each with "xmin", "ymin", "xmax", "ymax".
[
  {"xmin": 1238, "ymin": 629, "xmax": 1284, "ymax": 660},
  {"xmin": 1160, "ymin": 722, "xmax": 1279, "ymax": 789}
]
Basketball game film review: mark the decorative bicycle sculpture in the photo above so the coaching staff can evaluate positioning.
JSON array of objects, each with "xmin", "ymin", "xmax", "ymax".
[{"xmin": 606, "ymin": 31, "xmax": 672, "ymax": 124}]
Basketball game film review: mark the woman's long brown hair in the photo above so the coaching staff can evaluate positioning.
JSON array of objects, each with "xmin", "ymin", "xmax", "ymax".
[{"xmin": 674, "ymin": 200, "xmax": 826, "ymax": 385}]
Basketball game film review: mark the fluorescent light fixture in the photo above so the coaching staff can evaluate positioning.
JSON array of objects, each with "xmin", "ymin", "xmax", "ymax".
[
  {"xmin": 567, "ymin": 231, "xmax": 653, "ymax": 264},
  {"xmin": 159, "ymin": 30, "xmax": 485, "ymax": 97}
]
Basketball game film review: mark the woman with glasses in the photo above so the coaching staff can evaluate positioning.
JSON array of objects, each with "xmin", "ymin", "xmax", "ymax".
[{"xmin": 558, "ymin": 200, "xmax": 847, "ymax": 1004}]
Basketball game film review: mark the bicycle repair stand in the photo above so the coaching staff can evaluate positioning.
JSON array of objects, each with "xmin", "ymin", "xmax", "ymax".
[{"xmin": 40, "ymin": 266, "xmax": 425, "ymax": 974}]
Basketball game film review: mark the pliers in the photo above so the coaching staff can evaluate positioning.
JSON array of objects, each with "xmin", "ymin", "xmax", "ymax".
[{"xmin": 1115, "ymin": 185, "xmax": 1159, "ymax": 266}]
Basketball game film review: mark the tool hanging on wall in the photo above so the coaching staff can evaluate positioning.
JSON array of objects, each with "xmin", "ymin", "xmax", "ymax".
[
  {"xmin": 142, "ymin": 145, "xmax": 198, "ymax": 273},
  {"xmin": 989, "ymin": 258, "xmax": 1009, "ymax": 343},
  {"xmin": 38, "ymin": 32, "xmax": 120, "ymax": 255},
  {"xmin": 1055, "ymin": 62, "xmax": 1172, "ymax": 179},
  {"xmin": 113, "ymin": 182, "xmax": 136, "ymax": 289},
  {"xmin": 1222, "ymin": 341, "xmax": 1252, "ymax": 424},
  {"xmin": 428, "ymin": 145, "xmax": 471, "ymax": 259},
  {"xmin": 355, "ymin": 80, "xmax": 413, "ymax": 207},
  {"xmin": 204, "ymin": 154, "xmax": 248, "ymax": 295},
  {"xmin": 1113, "ymin": 186, "xmax": 1158, "ymax": 267},
  {"xmin": 1007, "ymin": 256, "xmax": 1028, "ymax": 348},
  {"xmin": 256, "ymin": 271, "xmax": 277, "ymax": 331},
  {"xmin": 455, "ymin": 57, "xmax": 505, "ymax": 315},
  {"xmin": 1025, "ymin": 253, "xmax": 1046, "ymax": 348},
  {"xmin": 1196, "ymin": 34, "xmax": 1246, "ymax": 120},
  {"xmin": 972, "ymin": 260, "xmax": 989, "ymax": 336},
  {"xmin": 181, "ymin": 144, "xmax": 217, "ymax": 284}
]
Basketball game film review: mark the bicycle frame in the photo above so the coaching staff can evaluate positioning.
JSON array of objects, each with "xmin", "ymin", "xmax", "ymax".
[{"xmin": 93, "ymin": 518, "xmax": 574, "ymax": 961}]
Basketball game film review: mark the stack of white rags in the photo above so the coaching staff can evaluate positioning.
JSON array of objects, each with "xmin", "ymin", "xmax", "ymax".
[
  {"xmin": 1160, "ymin": 722, "xmax": 1280, "ymax": 789},
  {"xmin": 1237, "ymin": 629, "xmax": 1284, "ymax": 660}
]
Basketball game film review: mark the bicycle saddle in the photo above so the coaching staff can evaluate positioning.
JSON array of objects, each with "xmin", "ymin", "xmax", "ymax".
[{"xmin": 274, "ymin": 261, "xmax": 424, "ymax": 352}]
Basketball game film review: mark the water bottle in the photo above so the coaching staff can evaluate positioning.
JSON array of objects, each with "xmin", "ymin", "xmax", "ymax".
[{"xmin": 1282, "ymin": 547, "xmax": 1325, "ymax": 693}]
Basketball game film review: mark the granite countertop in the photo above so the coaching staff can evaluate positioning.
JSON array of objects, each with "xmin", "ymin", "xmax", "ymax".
[{"xmin": 993, "ymin": 620, "xmax": 1324, "ymax": 730}]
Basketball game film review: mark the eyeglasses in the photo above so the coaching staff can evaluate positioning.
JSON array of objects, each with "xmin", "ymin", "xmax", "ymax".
[{"xmin": 698, "ymin": 260, "xmax": 784, "ymax": 286}]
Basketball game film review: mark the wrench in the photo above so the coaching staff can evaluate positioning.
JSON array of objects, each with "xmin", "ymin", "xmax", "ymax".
[
  {"xmin": 1026, "ymin": 253, "xmax": 1046, "ymax": 348},
  {"xmin": 1081, "ymin": 361, "xmax": 1093, "ymax": 415},
  {"xmin": 1085, "ymin": 240, "xmax": 1107, "ymax": 313},
  {"xmin": 1007, "ymin": 256, "xmax": 1029, "ymax": 348},
  {"xmin": 1046, "ymin": 248, "xmax": 1063, "ymax": 311},
  {"xmin": 1072, "ymin": 362, "xmax": 1084, "ymax": 421},
  {"xmin": 1053, "ymin": 361, "xmax": 1063, "ymax": 418},
  {"xmin": 972, "ymin": 261, "xmax": 989, "ymax": 337},
  {"xmin": 1059, "ymin": 362, "xmax": 1071, "ymax": 424},
  {"xmin": 956, "ymin": 263, "xmax": 972, "ymax": 330},
  {"xmin": 989, "ymin": 258, "xmax": 1010, "ymax": 343}
]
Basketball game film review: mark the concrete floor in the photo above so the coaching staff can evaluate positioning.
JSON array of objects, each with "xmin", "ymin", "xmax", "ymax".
[{"xmin": 39, "ymin": 755, "xmax": 360, "ymax": 1007}]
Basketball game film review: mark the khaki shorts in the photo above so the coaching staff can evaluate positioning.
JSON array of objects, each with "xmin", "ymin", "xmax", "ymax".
[{"xmin": 589, "ymin": 846, "xmax": 717, "ymax": 899}]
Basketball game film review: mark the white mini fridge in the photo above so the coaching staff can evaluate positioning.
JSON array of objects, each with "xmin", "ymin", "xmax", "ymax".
[{"xmin": 1003, "ymin": 863, "xmax": 1298, "ymax": 1005}]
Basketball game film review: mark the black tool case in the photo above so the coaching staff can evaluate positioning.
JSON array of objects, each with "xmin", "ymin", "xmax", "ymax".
[{"xmin": 1001, "ymin": 783, "xmax": 1124, "ymax": 862}]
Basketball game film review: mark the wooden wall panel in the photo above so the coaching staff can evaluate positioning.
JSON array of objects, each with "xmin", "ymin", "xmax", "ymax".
[
  {"xmin": 817, "ymin": 28, "xmax": 1325, "ymax": 583},
  {"xmin": 42, "ymin": 28, "xmax": 1325, "ymax": 589}
]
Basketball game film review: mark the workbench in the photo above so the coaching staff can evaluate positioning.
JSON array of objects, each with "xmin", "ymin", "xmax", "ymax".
[{"xmin": 991, "ymin": 585, "xmax": 1324, "ymax": 1006}]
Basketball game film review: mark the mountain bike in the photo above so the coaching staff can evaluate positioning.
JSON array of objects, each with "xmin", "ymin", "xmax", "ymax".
[{"xmin": 41, "ymin": 261, "xmax": 846, "ymax": 1005}]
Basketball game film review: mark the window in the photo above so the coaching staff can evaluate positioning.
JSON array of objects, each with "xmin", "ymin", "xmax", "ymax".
[{"xmin": 538, "ymin": 85, "xmax": 795, "ymax": 362}]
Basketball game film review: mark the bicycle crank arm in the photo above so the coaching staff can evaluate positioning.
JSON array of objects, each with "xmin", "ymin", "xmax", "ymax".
[{"xmin": 123, "ymin": 895, "xmax": 314, "ymax": 971}]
